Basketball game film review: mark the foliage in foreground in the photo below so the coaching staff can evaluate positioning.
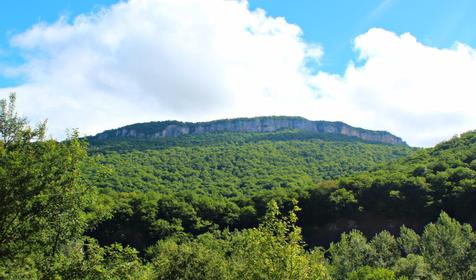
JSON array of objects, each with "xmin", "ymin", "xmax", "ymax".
[
  {"xmin": 149, "ymin": 201, "xmax": 329, "ymax": 280},
  {"xmin": 329, "ymin": 212, "xmax": 476, "ymax": 279},
  {"xmin": 0, "ymin": 94, "xmax": 88, "ymax": 276}
]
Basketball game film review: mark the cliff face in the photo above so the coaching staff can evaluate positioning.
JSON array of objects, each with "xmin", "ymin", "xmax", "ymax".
[{"xmin": 91, "ymin": 116, "xmax": 406, "ymax": 145}]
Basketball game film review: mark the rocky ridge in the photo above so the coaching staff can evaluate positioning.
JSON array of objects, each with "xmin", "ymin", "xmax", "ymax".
[{"xmin": 90, "ymin": 116, "xmax": 406, "ymax": 145}]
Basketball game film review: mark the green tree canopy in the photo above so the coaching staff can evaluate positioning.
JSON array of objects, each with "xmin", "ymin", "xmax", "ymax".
[{"xmin": 0, "ymin": 93, "xmax": 89, "ymax": 277}]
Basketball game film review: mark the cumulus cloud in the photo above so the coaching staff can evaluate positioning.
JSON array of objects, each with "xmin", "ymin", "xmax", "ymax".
[
  {"xmin": 313, "ymin": 28, "xmax": 476, "ymax": 146},
  {"xmin": 0, "ymin": 0, "xmax": 475, "ymax": 147},
  {"xmin": 0, "ymin": 0, "xmax": 324, "ymax": 138}
]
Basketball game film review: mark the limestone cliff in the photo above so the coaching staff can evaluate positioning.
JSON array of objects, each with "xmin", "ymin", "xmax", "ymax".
[{"xmin": 91, "ymin": 116, "xmax": 406, "ymax": 145}]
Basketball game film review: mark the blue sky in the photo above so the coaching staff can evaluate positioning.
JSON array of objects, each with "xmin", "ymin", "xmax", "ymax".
[
  {"xmin": 249, "ymin": 0, "xmax": 476, "ymax": 72},
  {"xmin": 0, "ymin": 0, "xmax": 476, "ymax": 146},
  {"xmin": 0, "ymin": 0, "xmax": 117, "ymax": 87},
  {"xmin": 2, "ymin": 0, "xmax": 475, "ymax": 85}
]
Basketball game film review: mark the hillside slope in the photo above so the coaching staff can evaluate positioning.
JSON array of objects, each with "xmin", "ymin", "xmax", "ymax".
[
  {"xmin": 300, "ymin": 130, "xmax": 476, "ymax": 245},
  {"xmin": 84, "ymin": 112, "xmax": 476, "ymax": 259},
  {"xmin": 85, "ymin": 129, "xmax": 412, "ymax": 195},
  {"xmin": 84, "ymin": 124, "xmax": 412, "ymax": 251},
  {"xmin": 333, "ymin": 130, "xmax": 476, "ymax": 220}
]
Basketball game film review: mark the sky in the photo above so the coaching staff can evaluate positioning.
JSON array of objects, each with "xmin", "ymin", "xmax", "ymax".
[{"xmin": 0, "ymin": 0, "xmax": 475, "ymax": 147}]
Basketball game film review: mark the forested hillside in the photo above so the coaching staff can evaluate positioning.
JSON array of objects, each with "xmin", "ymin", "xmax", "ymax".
[
  {"xmin": 82, "ymin": 128, "xmax": 412, "ymax": 252},
  {"xmin": 328, "ymin": 130, "xmax": 476, "ymax": 226},
  {"xmin": 2, "ymin": 93, "xmax": 476, "ymax": 279},
  {"xmin": 83, "ymin": 128, "xmax": 476, "ymax": 248},
  {"xmin": 85, "ymin": 131, "xmax": 412, "ymax": 195},
  {"xmin": 83, "ymin": 128, "xmax": 476, "ymax": 280}
]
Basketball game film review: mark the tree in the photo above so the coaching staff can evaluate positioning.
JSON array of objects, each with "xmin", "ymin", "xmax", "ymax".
[
  {"xmin": 148, "ymin": 200, "xmax": 330, "ymax": 280},
  {"xmin": 46, "ymin": 237, "xmax": 153, "ymax": 280},
  {"xmin": 0, "ymin": 93, "xmax": 45, "ymax": 145},
  {"xmin": 369, "ymin": 231, "xmax": 400, "ymax": 268},
  {"xmin": 227, "ymin": 200, "xmax": 329, "ymax": 280},
  {"xmin": 392, "ymin": 254, "xmax": 437, "ymax": 280},
  {"xmin": 397, "ymin": 226, "xmax": 420, "ymax": 256},
  {"xmin": 150, "ymin": 237, "xmax": 228, "ymax": 280},
  {"xmin": 0, "ymin": 93, "xmax": 89, "ymax": 275},
  {"xmin": 347, "ymin": 266, "xmax": 398, "ymax": 280},
  {"xmin": 328, "ymin": 230, "xmax": 371, "ymax": 280},
  {"xmin": 420, "ymin": 212, "xmax": 476, "ymax": 280}
]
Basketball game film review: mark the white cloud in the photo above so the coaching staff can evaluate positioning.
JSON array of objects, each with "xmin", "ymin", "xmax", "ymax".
[
  {"xmin": 313, "ymin": 28, "xmax": 476, "ymax": 146},
  {"xmin": 0, "ymin": 0, "xmax": 475, "ymax": 147},
  {"xmin": 1, "ymin": 0, "xmax": 323, "ymax": 138}
]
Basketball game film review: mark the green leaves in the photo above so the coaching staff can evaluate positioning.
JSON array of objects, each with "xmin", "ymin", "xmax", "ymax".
[
  {"xmin": 328, "ymin": 212, "xmax": 476, "ymax": 280},
  {"xmin": 149, "ymin": 200, "xmax": 330, "ymax": 280},
  {"xmin": 397, "ymin": 226, "xmax": 420, "ymax": 256},
  {"xmin": 347, "ymin": 266, "xmax": 398, "ymax": 280},
  {"xmin": 84, "ymin": 134, "xmax": 412, "ymax": 195},
  {"xmin": 0, "ymin": 93, "xmax": 46, "ymax": 146},
  {"xmin": 420, "ymin": 213, "xmax": 476, "ymax": 279},
  {"xmin": 329, "ymin": 230, "xmax": 370, "ymax": 280},
  {"xmin": 0, "ymin": 93, "xmax": 89, "ymax": 276},
  {"xmin": 369, "ymin": 231, "xmax": 399, "ymax": 268}
]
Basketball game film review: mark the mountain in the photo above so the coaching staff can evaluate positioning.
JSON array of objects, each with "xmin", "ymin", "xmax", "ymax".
[
  {"xmin": 84, "ymin": 116, "xmax": 414, "ymax": 251},
  {"xmin": 84, "ymin": 117, "xmax": 412, "ymax": 195},
  {"xmin": 89, "ymin": 116, "xmax": 406, "ymax": 146}
]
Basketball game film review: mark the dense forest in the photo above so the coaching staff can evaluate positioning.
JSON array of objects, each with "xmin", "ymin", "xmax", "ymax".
[
  {"xmin": 2, "ymin": 93, "xmax": 476, "ymax": 279},
  {"xmin": 85, "ymin": 132, "xmax": 412, "ymax": 194}
]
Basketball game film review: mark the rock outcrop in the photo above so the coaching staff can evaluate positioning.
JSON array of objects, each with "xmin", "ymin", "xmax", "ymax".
[{"xmin": 91, "ymin": 116, "xmax": 406, "ymax": 145}]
